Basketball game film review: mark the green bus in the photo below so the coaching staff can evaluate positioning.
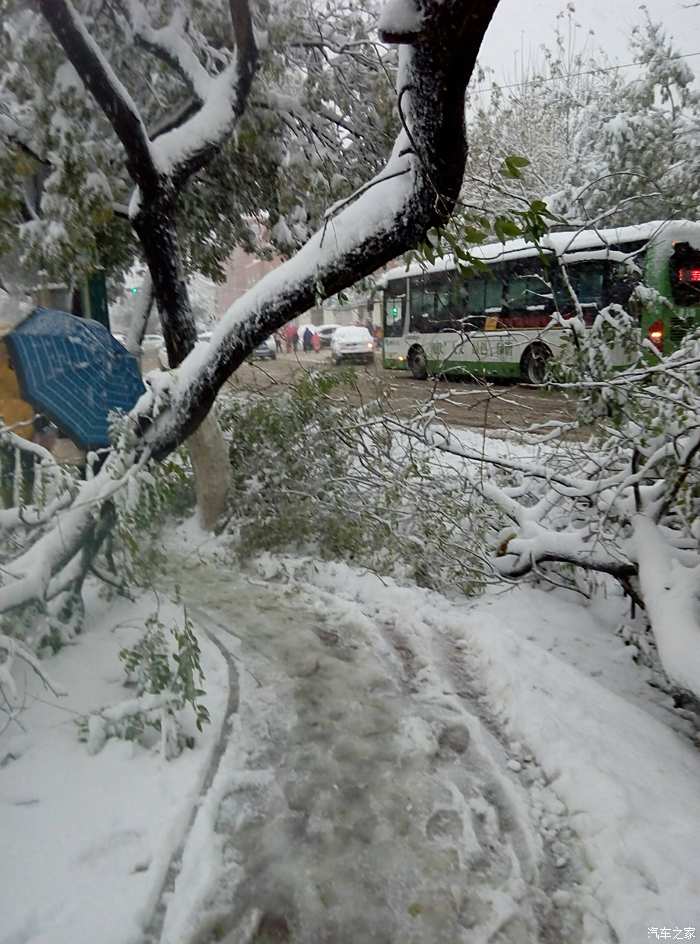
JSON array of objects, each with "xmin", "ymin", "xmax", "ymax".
[{"xmin": 381, "ymin": 220, "xmax": 700, "ymax": 382}]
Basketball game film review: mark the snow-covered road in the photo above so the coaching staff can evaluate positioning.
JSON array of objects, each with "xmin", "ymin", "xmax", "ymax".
[
  {"xmin": 154, "ymin": 555, "xmax": 613, "ymax": 944},
  {"xmin": 5, "ymin": 542, "xmax": 699, "ymax": 944}
]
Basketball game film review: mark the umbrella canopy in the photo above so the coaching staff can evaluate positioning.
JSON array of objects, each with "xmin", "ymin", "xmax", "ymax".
[{"xmin": 5, "ymin": 307, "xmax": 146, "ymax": 451}]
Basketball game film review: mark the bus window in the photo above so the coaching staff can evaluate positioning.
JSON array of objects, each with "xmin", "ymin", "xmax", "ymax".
[
  {"xmin": 465, "ymin": 277, "xmax": 485, "ymax": 314},
  {"xmin": 409, "ymin": 275, "xmax": 428, "ymax": 332},
  {"xmin": 505, "ymin": 271, "xmax": 551, "ymax": 310},
  {"xmin": 554, "ymin": 261, "xmax": 607, "ymax": 313},
  {"xmin": 484, "ymin": 271, "xmax": 505, "ymax": 312},
  {"xmin": 383, "ymin": 279, "xmax": 406, "ymax": 337},
  {"xmin": 670, "ymin": 242, "xmax": 700, "ymax": 307},
  {"xmin": 465, "ymin": 275, "xmax": 503, "ymax": 315},
  {"xmin": 461, "ymin": 272, "xmax": 503, "ymax": 326},
  {"xmin": 410, "ymin": 271, "xmax": 458, "ymax": 332}
]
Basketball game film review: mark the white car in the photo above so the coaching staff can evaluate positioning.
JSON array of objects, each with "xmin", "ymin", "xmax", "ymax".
[
  {"xmin": 317, "ymin": 324, "xmax": 340, "ymax": 347},
  {"xmin": 330, "ymin": 326, "xmax": 375, "ymax": 365},
  {"xmin": 249, "ymin": 336, "xmax": 277, "ymax": 360}
]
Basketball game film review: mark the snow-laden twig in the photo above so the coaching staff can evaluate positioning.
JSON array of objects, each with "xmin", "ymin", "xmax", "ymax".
[{"xmin": 0, "ymin": 633, "xmax": 67, "ymax": 699}]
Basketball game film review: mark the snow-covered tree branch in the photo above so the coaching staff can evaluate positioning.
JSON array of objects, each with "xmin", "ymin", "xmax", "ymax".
[
  {"xmin": 0, "ymin": 0, "xmax": 501, "ymax": 619},
  {"xmin": 404, "ymin": 321, "xmax": 700, "ymax": 701}
]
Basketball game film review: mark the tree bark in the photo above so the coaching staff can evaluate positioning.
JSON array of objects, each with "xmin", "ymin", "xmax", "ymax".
[
  {"xmin": 131, "ymin": 190, "xmax": 198, "ymax": 369},
  {"xmin": 132, "ymin": 189, "xmax": 230, "ymax": 528},
  {"xmin": 188, "ymin": 412, "xmax": 230, "ymax": 531}
]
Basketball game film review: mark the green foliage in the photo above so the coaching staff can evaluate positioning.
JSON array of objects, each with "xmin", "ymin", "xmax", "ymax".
[
  {"xmin": 120, "ymin": 610, "xmax": 210, "ymax": 732},
  {"xmin": 110, "ymin": 445, "xmax": 196, "ymax": 587},
  {"xmin": 500, "ymin": 154, "xmax": 530, "ymax": 180},
  {"xmin": 409, "ymin": 191, "xmax": 559, "ymax": 279},
  {"xmin": 217, "ymin": 372, "xmax": 487, "ymax": 595},
  {"xmin": 79, "ymin": 609, "xmax": 210, "ymax": 757}
]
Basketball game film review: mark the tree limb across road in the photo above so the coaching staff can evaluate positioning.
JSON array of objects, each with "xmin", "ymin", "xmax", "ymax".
[{"xmin": 0, "ymin": 0, "xmax": 501, "ymax": 617}]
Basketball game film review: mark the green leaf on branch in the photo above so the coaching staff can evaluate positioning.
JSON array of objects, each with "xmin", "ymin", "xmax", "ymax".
[
  {"xmin": 494, "ymin": 216, "xmax": 523, "ymax": 242},
  {"xmin": 501, "ymin": 154, "xmax": 530, "ymax": 179}
]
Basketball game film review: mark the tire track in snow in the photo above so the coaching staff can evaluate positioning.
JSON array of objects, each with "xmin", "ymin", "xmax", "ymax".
[{"xmin": 142, "ymin": 615, "xmax": 240, "ymax": 944}]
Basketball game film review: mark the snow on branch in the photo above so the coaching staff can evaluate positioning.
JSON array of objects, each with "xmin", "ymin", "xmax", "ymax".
[
  {"xmin": 141, "ymin": 0, "xmax": 500, "ymax": 458},
  {"xmin": 125, "ymin": 0, "xmax": 214, "ymax": 102},
  {"xmin": 152, "ymin": 0, "xmax": 258, "ymax": 182},
  {"xmin": 37, "ymin": 0, "xmax": 155, "ymax": 191},
  {"xmin": 39, "ymin": 0, "xmax": 258, "ymax": 190},
  {"xmin": 0, "ymin": 633, "xmax": 67, "ymax": 701},
  {"xmin": 0, "ymin": 0, "xmax": 500, "ymax": 621}
]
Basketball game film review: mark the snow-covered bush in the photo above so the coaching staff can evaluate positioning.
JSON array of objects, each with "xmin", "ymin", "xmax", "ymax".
[
  {"xmin": 79, "ymin": 609, "xmax": 210, "ymax": 760},
  {"xmin": 109, "ymin": 444, "xmax": 196, "ymax": 588},
  {"xmin": 218, "ymin": 372, "xmax": 488, "ymax": 596}
]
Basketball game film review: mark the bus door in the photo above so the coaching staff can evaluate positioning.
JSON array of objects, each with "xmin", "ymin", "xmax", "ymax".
[{"xmin": 382, "ymin": 278, "xmax": 407, "ymax": 366}]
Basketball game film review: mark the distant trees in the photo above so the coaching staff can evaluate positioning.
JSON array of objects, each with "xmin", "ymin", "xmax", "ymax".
[{"xmin": 462, "ymin": 10, "xmax": 700, "ymax": 227}]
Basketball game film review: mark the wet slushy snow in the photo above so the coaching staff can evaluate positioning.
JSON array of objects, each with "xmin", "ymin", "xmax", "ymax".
[{"xmin": 158, "ymin": 557, "xmax": 609, "ymax": 944}]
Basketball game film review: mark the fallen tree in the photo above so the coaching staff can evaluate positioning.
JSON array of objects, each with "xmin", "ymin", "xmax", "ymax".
[
  {"xmin": 393, "ymin": 305, "xmax": 700, "ymax": 703},
  {"xmin": 0, "ymin": 0, "xmax": 501, "ymax": 618}
]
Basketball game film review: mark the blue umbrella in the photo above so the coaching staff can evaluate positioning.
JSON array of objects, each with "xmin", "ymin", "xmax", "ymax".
[{"xmin": 5, "ymin": 307, "xmax": 146, "ymax": 451}]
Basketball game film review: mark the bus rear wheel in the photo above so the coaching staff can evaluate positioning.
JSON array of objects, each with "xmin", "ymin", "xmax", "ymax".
[
  {"xmin": 521, "ymin": 344, "xmax": 551, "ymax": 385},
  {"xmin": 408, "ymin": 345, "xmax": 428, "ymax": 380}
]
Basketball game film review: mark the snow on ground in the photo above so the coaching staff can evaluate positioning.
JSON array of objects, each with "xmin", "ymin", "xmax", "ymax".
[
  {"xmin": 277, "ymin": 556, "xmax": 700, "ymax": 944},
  {"xmin": 2, "ymin": 520, "xmax": 700, "ymax": 944},
  {"xmin": 0, "ymin": 587, "xmax": 229, "ymax": 944}
]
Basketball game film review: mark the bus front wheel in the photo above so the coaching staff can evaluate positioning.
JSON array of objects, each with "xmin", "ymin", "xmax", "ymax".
[
  {"xmin": 521, "ymin": 344, "xmax": 551, "ymax": 385},
  {"xmin": 408, "ymin": 345, "xmax": 428, "ymax": 380}
]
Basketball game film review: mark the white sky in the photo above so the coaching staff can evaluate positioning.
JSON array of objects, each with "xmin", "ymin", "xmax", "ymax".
[{"xmin": 478, "ymin": 0, "xmax": 700, "ymax": 84}]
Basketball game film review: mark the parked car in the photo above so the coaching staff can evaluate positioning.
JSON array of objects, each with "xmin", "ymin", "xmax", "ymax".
[
  {"xmin": 142, "ymin": 333, "xmax": 164, "ymax": 351},
  {"xmin": 317, "ymin": 324, "xmax": 339, "ymax": 347},
  {"xmin": 250, "ymin": 336, "xmax": 276, "ymax": 361},
  {"xmin": 330, "ymin": 326, "xmax": 375, "ymax": 365}
]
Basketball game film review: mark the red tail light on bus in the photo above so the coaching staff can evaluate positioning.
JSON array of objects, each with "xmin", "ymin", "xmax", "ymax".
[
  {"xmin": 647, "ymin": 319, "xmax": 664, "ymax": 349},
  {"xmin": 677, "ymin": 267, "xmax": 700, "ymax": 284},
  {"xmin": 671, "ymin": 243, "xmax": 700, "ymax": 305}
]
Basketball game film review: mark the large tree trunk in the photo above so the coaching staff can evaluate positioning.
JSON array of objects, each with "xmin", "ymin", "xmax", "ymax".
[
  {"xmin": 132, "ymin": 191, "xmax": 198, "ymax": 368},
  {"xmin": 133, "ymin": 189, "xmax": 231, "ymax": 530},
  {"xmin": 188, "ymin": 412, "xmax": 230, "ymax": 531}
]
